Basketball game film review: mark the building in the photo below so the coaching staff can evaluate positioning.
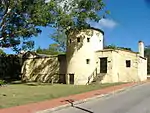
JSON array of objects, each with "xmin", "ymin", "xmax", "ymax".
[
  {"xmin": 64, "ymin": 28, "xmax": 147, "ymax": 85},
  {"xmin": 21, "ymin": 27, "xmax": 147, "ymax": 85}
]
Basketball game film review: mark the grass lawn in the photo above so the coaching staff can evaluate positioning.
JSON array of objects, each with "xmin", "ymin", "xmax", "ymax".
[{"xmin": 0, "ymin": 82, "xmax": 123, "ymax": 108}]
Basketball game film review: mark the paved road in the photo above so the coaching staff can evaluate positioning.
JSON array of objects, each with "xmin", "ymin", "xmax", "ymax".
[{"xmin": 53, "ymin": 82, "xmax": 150, "ymax": 113}]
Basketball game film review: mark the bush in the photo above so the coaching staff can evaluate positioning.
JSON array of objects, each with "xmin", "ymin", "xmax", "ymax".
[{"xmin": 0, "ymin": 79, "xmax": 5, "ymax": 86}]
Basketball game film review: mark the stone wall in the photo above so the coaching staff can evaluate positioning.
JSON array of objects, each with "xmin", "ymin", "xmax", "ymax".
[
  {"xmin": 0, "ymin": 52, "xmax": 67, "ymax": 83},
  {"xmin": 138, "ymin": 56, "xmax": 147, "ymax": 81},
  {"xmin": 95, "ymin": 49, "xmax": 147, "ymax": 83},
  {"xmin": 114, "ymin": 50, "xmax": 139, "ymax": 82},
  {"xmin": 21, "ymin": 53, "xmax": 60, "ymax": 83}
]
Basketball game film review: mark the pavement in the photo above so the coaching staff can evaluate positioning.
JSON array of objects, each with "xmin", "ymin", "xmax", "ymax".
[
  {"xmin": 0, "ymin": 82, "xmax": 147, "ymax": 113},
  {"xmin": 53, "ymin": 82, "xmax": 150, "ymax": 113}
]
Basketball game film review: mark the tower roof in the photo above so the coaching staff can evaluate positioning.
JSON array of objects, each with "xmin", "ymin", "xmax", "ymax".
[
  {"xmin": 90, "ymin": 27, "xmax": 104, "ymax": 35},
  {"xmin": 66, "ymin": 27, "xmax": 104, "ymax": 35}
]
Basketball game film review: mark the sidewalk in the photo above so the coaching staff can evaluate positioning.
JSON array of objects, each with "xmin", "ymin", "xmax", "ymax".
[{"xmin": 0, "ymin": 82, "xmax": 147, "ymax": 113}]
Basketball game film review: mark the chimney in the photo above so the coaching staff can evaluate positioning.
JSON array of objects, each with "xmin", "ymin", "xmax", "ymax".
[{"xmin": 138, "ymin": 41, "xmax": 144, "ymax": 57}]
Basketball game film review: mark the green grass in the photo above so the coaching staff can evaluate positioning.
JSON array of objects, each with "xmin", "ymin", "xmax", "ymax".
[{"xmin": 0, "ymin": 82, "xmax": 123, "ymax": 108}]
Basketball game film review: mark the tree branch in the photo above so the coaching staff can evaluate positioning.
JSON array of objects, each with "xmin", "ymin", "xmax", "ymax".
[{"xmin": 0, "ymin": 0, "xmax": 11, "ymax": 30}]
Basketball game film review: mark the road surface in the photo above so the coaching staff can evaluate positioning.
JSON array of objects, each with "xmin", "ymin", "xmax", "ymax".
[{"xmin": 53, "ymin": 82, "xmax": 150, "ymax": 113}]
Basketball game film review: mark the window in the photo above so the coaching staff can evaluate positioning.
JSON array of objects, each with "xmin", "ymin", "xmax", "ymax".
[
  {"xmin": 77, "ymin": 38, "xmax": 80, "ymax": 42},
  {"xmin": 100, "ymin": 58, "xmax": 107, "ymax": 73},
  {"xmin": 87, "ymin": 38, "xmax": 90, "ymax": 42},
  {"xmin": 126, "ymin": 60, "xmax": 131, "ymax": 67},
  {"xmin": 86, "ymin": 59, "xmax": 90, "ymax": 64}
]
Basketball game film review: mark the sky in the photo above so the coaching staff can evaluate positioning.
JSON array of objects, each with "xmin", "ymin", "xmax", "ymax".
[{"xmin": 4, "ymin": 0, "xmax": 150, "ymax": 54}]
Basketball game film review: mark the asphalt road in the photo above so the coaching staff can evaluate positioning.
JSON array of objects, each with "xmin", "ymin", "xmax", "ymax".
[{"xmin": 53, "ymin": 82, "xmax": 150, "ymax": 113}]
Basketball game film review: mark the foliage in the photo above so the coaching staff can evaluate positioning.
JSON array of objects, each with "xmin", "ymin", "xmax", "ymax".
[
  {"xmin": 0, "ymin": 0, "xmax": 51, "ymax": 51},
  {"xmin": 104, "ymin": 44, "xmax": 116, "ymax": 49},
  {"xmin": 36, "ymin": 43, "xmax": 64, "ymax": 55},
  {"xmin": 144, "ymin": 46, "xmax": 150, "ymax": 74},
  {"xmin": 0, "ymin": 55, "xmax": 22, "ymax": 81},
  {"xmin": 0, "ymin": 49, "xmax": 6, "ymax": 55},
  {"xmin": 104, "ymin": 44, "xmax": 132, "ymax": 51},
  {"xmin": 51, "ymin": 30, "xmax": 67, "ymax": 52},
  {"xmin": 0, "ymin": 0, "xmax": 108, "ymax": 52},
  {"xmin": 0, "ymin": 79, "xmax": 5, "ymax": 85},
  {"xmin": 54, "ymin": 0, "xmax": 108, "ymax": 31}
]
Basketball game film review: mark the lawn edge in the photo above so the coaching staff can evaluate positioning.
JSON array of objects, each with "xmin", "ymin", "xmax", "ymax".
[{"xmin": 37, "ymin": 82, "xmax": 147, "ymax": 113}]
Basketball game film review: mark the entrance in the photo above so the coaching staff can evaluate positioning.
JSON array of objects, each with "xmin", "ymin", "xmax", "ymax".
[
  {"xmin": 100, "ymin": 57, "xmax": 107, "ymax": 73},
  {"xmin": 69, "ymin": 74, "xmax": 74, "ymax": 84}
]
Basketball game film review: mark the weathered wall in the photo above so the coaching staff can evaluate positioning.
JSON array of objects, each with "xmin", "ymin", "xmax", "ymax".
[
  {"xmin": 95, "ymin": 50, "xmax": 114, "ymax": 83},
  {"xmin": 112, "ymin": 51, "xmax": 119, "ymax": 82},
  {"xmin": 21, "ymin": 56, "xmax": 60, "ymax": 83},
  {"xmin": 66, "ymin": 28, "xmax": 104, "ymax": 85},
  {"xmin": 114, "ymin": 50, "xmax": 139, "ymax": 82},
  {"xmin": 0, "ymin": 55, "xmax": 22, "ymax": 81},
  {"xmin": 95, "ymin": 49, "xmax": 147, "ymax": 83},
  {"xmin": 138, "ymin": 57, "xmax": 147, "ymax": 81}
]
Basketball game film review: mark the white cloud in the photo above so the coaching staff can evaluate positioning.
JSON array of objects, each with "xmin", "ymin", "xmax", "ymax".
[
  {"xmin": 99, "ymin": 19, "xmax": 118, "ymax": 29},
  {"xmin": 88, "ymin": 18, "xmax": 118, "ymax": 29}
]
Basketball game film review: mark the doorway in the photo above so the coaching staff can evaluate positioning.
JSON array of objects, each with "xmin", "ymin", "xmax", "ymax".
[
  {"xmin": 100, "ymin": 57, "xmax": 107, "ymax": 73},
  {"xmin": 69, "ymin": 74, "xmax": 74, "ymax": 84}
]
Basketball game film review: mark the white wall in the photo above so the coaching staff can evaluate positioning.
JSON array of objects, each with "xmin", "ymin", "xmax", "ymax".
[
  {"xmin": 66, "ymin": 28, "xmax": 104, "ymax": 85},
  {"xmin": 138, "ymin": 57, "xmax": 147, "ymax": 81}
]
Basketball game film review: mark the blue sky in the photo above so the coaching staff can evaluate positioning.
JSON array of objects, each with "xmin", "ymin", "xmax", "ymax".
[
  {"xmin": 4, "ymin": 0, "xmax": 150, "ymax": 54},
  {"xmin": 101, "ymin": 0, "xmax": 150, "ymax": 52}
]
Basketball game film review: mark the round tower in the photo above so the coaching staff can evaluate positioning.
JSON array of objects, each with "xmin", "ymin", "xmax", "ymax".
[{"xmin": 66, "ymin": 28, "xmax": 104, "ymax": 85}]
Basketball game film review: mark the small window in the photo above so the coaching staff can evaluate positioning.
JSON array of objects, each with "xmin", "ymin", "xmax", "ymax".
[
  {"xmin": 86, "ymin": 59, "xmax": 90, "ymax": 64},
  {"xmin": 126, "ymin": 60, "xmax": 131, "ymax": 67},
  {"xmin": 87, "ymin": 38, "xmax": 90, "ymax": 42},
  {"xmin": 77, "ymin": 38, "xmax": 80, "ymax": 42}
]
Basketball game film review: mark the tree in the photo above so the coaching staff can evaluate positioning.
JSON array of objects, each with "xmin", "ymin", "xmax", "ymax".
[
  {"xmin": 104, "ymin": 44, "xmax": 116, "ymax": 49},
  {"xmin": 0, "ymin": 49, "xmax": 6, "ymax": 55},
  {"xmin": 104, "ymin": 44, "xmax": 132, "ymax": 51},
  {"xmin": 36, "ymin": 43, "xmax": 64, "ymax": 55},
  {"xmin": 144, "ymin": 46, "xmax": 150, "ymax": 74},
  {"xmin": 0, "ymin": 0, "xmax": 108, "ymax": 52},
  {"xmin": 51, "ymin": 30, "xmax": 67, "ymax": 52},
  {"xmin": 0, "ymin": 0, "xmax": 57, "ymax": 52}
]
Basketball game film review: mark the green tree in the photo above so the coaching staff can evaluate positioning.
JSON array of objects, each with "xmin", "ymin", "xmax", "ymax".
[
  {"xmin": 104, "ymin": 44, "xmax": 132, "ymax": 51},
  {"xmin": 0, "ymin": 0, "xmax": 108, "ymax": 52},
  {"xmin": 145, "ymin": 46, "xmax": 150, "ymax": 74},
  {"xmin": 51, "ymin": 30, "xmax": 66, "ymax": 52},
  {"xmin": 104, "ymin": 44, "xmax": 117, "ymax": 49},
  {"xmin": 0, "ymin": 49, "xmax": 6, "ymax": 55},
  {"xmin": 36, "ymin": 43, "xmax": 64, "ymax": 55}
]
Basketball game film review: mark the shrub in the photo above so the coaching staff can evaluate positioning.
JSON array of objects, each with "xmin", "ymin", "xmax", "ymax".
[{"xmin": 0, "ymin": 79, "xmax": 5, "ymax": 86}]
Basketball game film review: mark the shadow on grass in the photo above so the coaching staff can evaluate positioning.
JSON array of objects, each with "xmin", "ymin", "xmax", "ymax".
[
  {"xmin": 25, "ymin": 83, "xmax": 38, "ymax": 86},
  {"xmin": 9, "ymin": 81, "xmax": 23, "ymax": 84},
  {"xmin": 64, "ymin": 99, "xmax": 94, "ymax": 113},
  {"xmin": 8, "ymin": 81, "xmax": 39, "ymax": 86}
]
